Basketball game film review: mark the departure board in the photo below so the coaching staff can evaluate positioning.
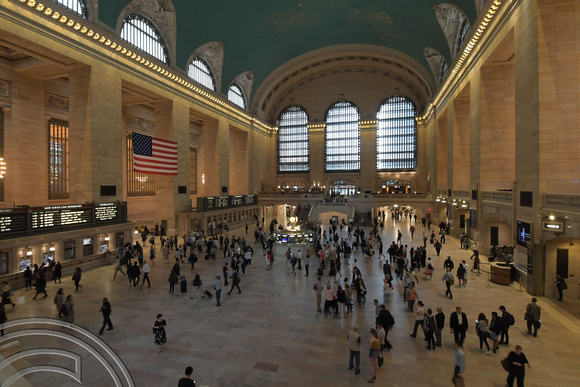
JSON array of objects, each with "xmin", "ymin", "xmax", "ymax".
[
  {"xmin": 95, "ymin": 203, "xmax": 119, "ymax": 222},
  {"xmin": 0, "ymin": 207, "xmax": 28, "ymax": 235},
  {"xmin": 30, "ymin": 204, "xmax": 93, "ymax": 230}
]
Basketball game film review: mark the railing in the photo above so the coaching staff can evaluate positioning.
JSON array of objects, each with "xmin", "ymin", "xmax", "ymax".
[
  {"xmin": 543, "ymin": 193, "xmax": 580, "ymax": 210},
  {"xmin": 481, "ymin": 191, "xmax": 513, "ymax": 203}
]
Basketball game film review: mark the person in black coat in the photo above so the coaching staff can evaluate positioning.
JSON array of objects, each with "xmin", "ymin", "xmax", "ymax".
[
  {"xmin": 435, "ymin": 307, "xmax": 445, "ymax": 347},
  {"xmin": 449, "ymin": 306, "xmax": 468, "ymax": 346},
  {"xmin": 53, "ymin": 262, "xmax": 62, "ymax": 283},
  {"xmin": 227, "ymin": 271, "xmax": 241, "ymax": 295},
  {"xmin": 98, "ymin": 298, "xmax": 113, "ymax": 335},
  {"xmin": 172, "ymin": 262, "xmax": 181, "ymax": 277},
  {"xmin": 376, "ymin": 305, "xmax": 394, "ymax": 350}
]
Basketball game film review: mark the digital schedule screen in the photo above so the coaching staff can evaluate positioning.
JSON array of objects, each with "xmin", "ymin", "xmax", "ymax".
[
  {"xmin": 0, "ymin": 207, "xmax": 28, "ymax": 235},
  {"xmin": 31, "ymin": 204, "xmax": 93, "ymax": 231},
  {"xmin": 95, "ymin": 203, "xmax": 119, "ymax": 222}
]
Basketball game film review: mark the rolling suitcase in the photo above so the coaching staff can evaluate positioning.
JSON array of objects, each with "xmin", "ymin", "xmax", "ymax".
[
  {"xmin": 204, "ymin": 290, "xmax": 212, "ymax": 298},
  {"xmin": 180, "ymin": 276, "xmax": 187, "ymax": 293}
]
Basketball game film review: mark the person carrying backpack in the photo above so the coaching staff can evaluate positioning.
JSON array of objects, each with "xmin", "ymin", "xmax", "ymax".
[
  {"xmin": 499, "ymin": 305, "xmax": 515, "ymax": 345},
  {"xmin": 424, "ymin": 308, "xmax": 437, "ymax": 350}
]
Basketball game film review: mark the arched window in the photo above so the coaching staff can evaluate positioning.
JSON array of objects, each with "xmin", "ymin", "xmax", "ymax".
[
  {"xmin": 325, "ymin": 101, "xmax": 360, "ymax": 172},
  {"xmin": 121, "ymin": 14, "xmax": 168, "ymax": 64},
  {"xmin": 228, "ymin": 83, "xmax": 246, "ymax": 109},
  {"xmin": 278, "ymin": 106, "xmax": 309, "ymax": 173},
  {"xmin": 188, "ymin": 58, "xmax": 216, "ymax": 92},
  {"xmin": 52, "ymin": 0, "xmax": 88, "ymax": 19},
  {"xmin": 376, "ymin": 96, "xmax": 417, "ymax": 171}
]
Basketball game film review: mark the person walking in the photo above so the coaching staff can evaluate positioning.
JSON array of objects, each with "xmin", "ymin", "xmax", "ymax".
[
  {"xmin": 475, "ymin": 313, "xmax": 491, "ymax": 355},
  {"xmin": 424, "ymin": 308, "xmax": 437, "ymax": 350},
  {"xmin": 450, "ymin": 306, "xmax": 468, "ymax": 346},
  {"xmin": 506, "ymin": 345, "xmax": 530, "ymax": 387},
  {"xmin": 367, "ymin": 328, "xmax": 380, "ymax": 383},
  {"xmin": 63, "ymin": 294, "xmax": 74, "ymax": 323},
  {"xmin": 72, "ymin": 267, "xmax": 82, "ymax": 292},
  {"xmin": 405, "ymin": 283, "xmax": 418, "ymax": 312},
  {"xmin": 23, "ymin": 266, "xmax": 33, "ymax": 290},
  {"xmin": 53, "ymin": 262, "xmax": 62, "ymax": 283},
  {"xmin": 130, "ymin": 262, "xmax": 140, "ymax": 287},
  {"xmin": 0, "ymin": 303, "xmax": 6, "ymax": 336},
  {"xmin": 499, "ymin": 305, "xmax": 514, "ymax": 345},
  {"xmin": 178, "ymin": 366, "xmax": 196, "ymax": 387},
  {"xmin": 434, "ymin": 239, "xmax": 442, "ymax": 256},
  {"xmin": 490, "ymin": 311, "xmax": 503, "ymax": 353},
  {"xmin": 153, "ymin": 313, "xmax": 167, "ymax": 353},
  {"xmin": 1, "ymin": 281, "xmax": 15, "ymax": 308},
  {"xmin": 54, "ymin": 288, "xmax": 65, "ymax": 318},
  {"xmin": 32, "ymin": 268, "xmax": 48, "ymax": 300},
  {"xmin": 168, "ymin": 270, "xmax": 178, "ymax": 294},
  {"xmin": 453, "ymin": 341, "xmax": 466, "ymax": 386},
  {"xmin": 347, "ymin": 326, "xmax": 362, "ymax": 375},
  {"xmin": 442, "ymin": 268, "xmax": 454, "ymax": 299},
  {"xmin": 227, "ymin": 271, "xmax": 242, "ymax": 295},
  {"xmin": 189, "ymin": 274, "xmax": 205, "ymax": 299},
  {"xmin": 435, "ymin": 307, "xmax": 445, "ymax": 347},
  {"xmin": 211, "ymin": 275, "xmax": 222, "ymax": 306},
  {"xmin": 112, "ymin": 254, "xmax": 127, "ymax": 280},
  {"xmin": 304, "ymin": 254, "xmax": 310, "ymax": 276},
  {"xmin": 409, "ymin": 300, "xmax": 425, "ymax": 338},
  {"xmin": 555, "ymin": 274, "xmax": 566, "ymax": 301},
  {"xmin": 525, "ymin": 298, "xmax": 541, "ymax": 337},
  {"xmin": 98, "ymin": 298, "xmax": 113, "ymax": 335},
  {"xmin": 140, "ymin": 261, "xmax": 151, "ymax": 288}
]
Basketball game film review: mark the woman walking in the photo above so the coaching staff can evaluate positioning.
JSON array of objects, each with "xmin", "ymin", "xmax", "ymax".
[
  {"xmin": 1, "ymin": 281, "xmax": 15, "ymax": 308},
  {"xmin": 64, "ymin": 295, "xmax": 74, "ymax": 323},
  {"xmin": 55, "ymin": 288, "xmax": 65, "ymax": 318},
  {"xmin": 476, "ymin": 313, "xmax": 491, "ymax": 355},
  {"xmin": 368, "ymin": 328, "xmax": 380, "ymax": 383},
  {"xmin": 72, "ymin": 267, "xmax": 82, "ymax": 292},
  {"xmin": 153, "ymin": 314, "xmax": 167, "ymax": 353},
  {"xmin": 168, "ymin": 270, "xmax": 178, "ymax": 294}
]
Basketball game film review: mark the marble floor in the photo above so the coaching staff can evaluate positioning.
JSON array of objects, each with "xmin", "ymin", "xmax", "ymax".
[{"xmin": 2, "ymin": 217, "xmax": 580, "ymax": 387}]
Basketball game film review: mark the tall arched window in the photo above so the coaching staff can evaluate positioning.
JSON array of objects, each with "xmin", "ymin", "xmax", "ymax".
[
  {"xmin": 325, "ymin": 101, "xmax": 360, "ymax": 172},
  {"xmin": 121, "ymin": 14, "xmax": 168, "ymax": 64},
  {"xmin": 228, "ymin": 83, "xmax": 246, "ymax": 109},
  {"xmin": 278, "ymin": 106, "xmax": 309, "ymax": 173},
  {"xmin": 376, "ymin": 96, "xmax": 417, "ymax": 171},
  {"xmin": 52, "ymin": 0, "xmax": 88, "ymax": 19},
  {"xmin": 188, "ymin": 58, "xmax": 216, "ymax": 92}
]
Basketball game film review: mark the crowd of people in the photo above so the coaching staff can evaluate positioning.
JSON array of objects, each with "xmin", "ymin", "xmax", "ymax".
[{"xmin": 0, "ymin": 209, "xmax": 551, "ymax": 387}]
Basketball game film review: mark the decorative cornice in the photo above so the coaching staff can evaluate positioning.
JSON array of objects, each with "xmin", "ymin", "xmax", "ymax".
[{"xmin": 45, "ymin": 92, "xmax": 68, "ymax": 112}]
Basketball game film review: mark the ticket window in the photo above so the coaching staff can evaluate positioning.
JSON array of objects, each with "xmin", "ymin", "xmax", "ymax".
[
  {"xmin": 100, "ymin": 240, "xmax": 109, "ymax": 253},
  {"xmin": 19, "ymin": 256, "xmax": 32, "ymax": 271},
  {"xmin": 0, "ymin": 252, "xmax": 8, "ymax": 275},
  {"xmin": 83, "ymin": 237, "xmax": 94, "ymax": 257},
  {"xmin": 64, "ymin": 241, "xmax": 75, "ymax": 261},
  {"xmin": 43, "ymin": 252, "xmax": 55, "ymax": 267}
]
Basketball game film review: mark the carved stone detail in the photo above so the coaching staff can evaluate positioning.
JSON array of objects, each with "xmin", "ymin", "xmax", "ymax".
[
  {"xmin": 252, "ymin": 44, "xmax": 436, "ymax": 119},
  {"xmin": 231, "ymin": 71, "xmax": 254, "ymax": 106},
  {"xmin": 45, "ymin": 93, "xmax": 69, "ymax": 112},
  {"xmin": 193, "ymin": 41, "xmax": 224, "ymax": 92},
  {"xmin": 122, "ymin": 0, "xmax": 176, "ymax": 62},
  {"xmin": 422, "ymin": 47, "xmax": 448, "ymax": 87},
  {"xmin": 0, "ymin": 80, "xmax": 9, "ymax": 98},
  {"xmin": 125, "ymin": 115, "xmax": 155, "ymax": 133},
  {"xmin": 433, "ymin": 3, "xmax": 471, "ymax": 59}
]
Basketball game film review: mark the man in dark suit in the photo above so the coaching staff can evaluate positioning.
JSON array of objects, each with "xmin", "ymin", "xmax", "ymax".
[{"xmin": 449, "ymin": 306, "xmax": 468, "ymax": 346}]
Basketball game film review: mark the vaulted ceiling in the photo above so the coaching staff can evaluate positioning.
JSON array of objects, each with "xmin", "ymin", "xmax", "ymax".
[{"xmin": 97, "ymin": 0, "xmax": 480, "ymax": 119}]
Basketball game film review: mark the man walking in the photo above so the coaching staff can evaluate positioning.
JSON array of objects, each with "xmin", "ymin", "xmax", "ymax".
[
  {"xmin": 304, "ymin": 255, "xmax": 309, "ymax": 276},
  {"xmin": 140, "ymin": 260, "xmax": 151, "ymax": 288},
  {"xmin": 453, "ymin": 341, "xmax": 465, "ymax": 386},
  {"xmin": 450, "ymin": 306, "xmax": 468, "ymax": 346},
  {"xmin": 443, "ymin": 268, "xmax": 454, "ymax": 299},
  {"xmin": 347, "ymin": 326, "xmax": 361, "ymax": 375},
  {"xmin": 525, "ymin": 297, "xmax": 541, "ymax": 337},
  {"xmin": 435, "ymin": 306, "xmax": 445, "ymax": 347},
  {"xmin": 314, "ymin": 277, "xmax": 323, "ymax": 313},
  {"xmin": 112, "ymin": 254, "xmax": 126, "ymax": 280},
  {"xmin": 499, "ymin": 305, "xmax": 514, "ymax": 345},
  {"xmin": 227, "ymin": 271, "xmax": 242, "ymax": 295},
  {"xmin": 211, "ymin": 275, "xmax": 222, "ymax": 306},
  {"xmin": 98, "ymin": 297, "xmax": 113, "ymax": 335}
]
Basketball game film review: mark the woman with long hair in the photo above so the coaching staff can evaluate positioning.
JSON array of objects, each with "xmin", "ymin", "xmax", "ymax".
[
  {"xmin": 476, "ymin": 312, "xmax": 491, "ymax": 355},
  {"xmin": 368, "ymin": 328, "xmax": 380, "ymax": 383},
  {"xmin": 153, "ymin": 314, "xmax": 167, "ymax": 353}
]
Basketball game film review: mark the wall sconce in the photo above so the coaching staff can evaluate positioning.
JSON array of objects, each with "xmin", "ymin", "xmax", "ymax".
[
  {"xmin": 26, "ymin": 247, "xmax": 33, "ymax": 256},
  {"xmin": 134, "ymin": 230, "xmax": 139, "ymax": 234},
  {"xmin": 452, "ymin": 199, "xmax": 458, "ymax": 206},
  {"xmin": 435, "ymin": 196, "xmax": 441, "ymax": 202},
  {"xmin": 104, "ymin": 234, "xmax": 110, "ymax": 241},
  {"xmin": 49, "ymin": 244, "xmax": 55, "ymax": 251},
  {"xmin": 549, "ymin": 215, "xmax": 555, "ymax": 221}
]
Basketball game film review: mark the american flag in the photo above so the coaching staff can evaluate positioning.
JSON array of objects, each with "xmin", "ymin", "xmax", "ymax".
[{"xmin": 132, "ymin": 132, "xmax": 178, "ymax": 175}]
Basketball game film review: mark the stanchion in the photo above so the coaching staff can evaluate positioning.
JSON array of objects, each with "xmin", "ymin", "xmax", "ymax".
[{"xmin": 517, "ymin": 276, "xmax": 523, "ymax": 292}]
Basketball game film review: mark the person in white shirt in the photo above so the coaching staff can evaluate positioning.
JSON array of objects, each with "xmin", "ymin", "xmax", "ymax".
[{"xmin": 140, "ymin": 261, "xmax": 151, "ymax": 288}]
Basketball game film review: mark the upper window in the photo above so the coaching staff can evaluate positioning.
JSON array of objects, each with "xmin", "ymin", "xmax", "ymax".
[
  {"xmin": 48, "ymin": 118, "xmax": 70, "ymax": 200},
  {"xmin": 228, "ymin": 84, "xmax": 246, "ymax": 109},
  {"xmin": 277, "ymin": 106, "xmax": 309, "ymax": 173},
  {"xmin": 325, "ymin": 101, "xmax": 360, "ymax": 172},
  {"xmin": 121, "ymin": 14, "xmax": 168, "ymax": 64},
  {"xmin": 376, "ymin": 96, "xmax": 417, "ymax": 171},
  {"xmin": 188, "ymin": 58, "xmax": 216, "ymax": 92},
  {"xmin": 52, "ymin": 0, "xmax": 88, "ymax": 19}
]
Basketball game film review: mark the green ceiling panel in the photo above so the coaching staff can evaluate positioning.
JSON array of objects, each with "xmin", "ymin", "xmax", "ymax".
[{"xmin": 97, "ymin": 0, "xmax": 477, "ymax": 95}]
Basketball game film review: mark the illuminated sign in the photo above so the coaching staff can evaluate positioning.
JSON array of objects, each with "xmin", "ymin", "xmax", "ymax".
[{"xmin": 542, "ymin": 220, "xmax": 564, "ymax": 232}]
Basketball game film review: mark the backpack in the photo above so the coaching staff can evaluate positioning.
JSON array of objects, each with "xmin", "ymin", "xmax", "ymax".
[
  {"xmin": 425, "ymin": 316, "xmax": 435, "ymax": 331},
  {"xmin": 507, "ymin": 312, "xmax": 515, "ymax": 326}
]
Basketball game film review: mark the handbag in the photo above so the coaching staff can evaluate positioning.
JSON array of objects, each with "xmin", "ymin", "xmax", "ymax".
[
  {"xmin": 561, "ymin": 280, "xmax": 568, "ymax": 290},
  {"xmin": 500, "ymin": 356, "xmax": 511, "ymax": 372}
]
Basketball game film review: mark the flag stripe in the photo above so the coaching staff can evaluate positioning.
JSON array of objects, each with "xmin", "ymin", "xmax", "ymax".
[{"xmin": 132, "ymin": 132, "xmax": 178, "ymax": 176}]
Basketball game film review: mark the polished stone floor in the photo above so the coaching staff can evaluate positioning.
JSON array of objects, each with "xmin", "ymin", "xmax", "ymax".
[{"xmin": 3, "ymin": 216, "xmax": 580, "ymax": 387}]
